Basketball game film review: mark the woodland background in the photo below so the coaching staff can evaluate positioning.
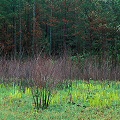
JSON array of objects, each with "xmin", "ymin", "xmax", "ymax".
[{"xmin": 0, "ymin": 0, "xmax": 120, "ymax": 57}]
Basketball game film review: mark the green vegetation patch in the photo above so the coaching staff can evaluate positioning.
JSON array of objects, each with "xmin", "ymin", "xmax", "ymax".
[{"xmin": 0, "ymin": 80, "xmax": 120, "ymax": 120}]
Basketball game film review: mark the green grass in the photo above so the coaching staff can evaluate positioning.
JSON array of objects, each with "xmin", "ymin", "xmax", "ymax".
[{"xmin": 0, "ymin": 80, "xmax": 120, "ymax": 120}]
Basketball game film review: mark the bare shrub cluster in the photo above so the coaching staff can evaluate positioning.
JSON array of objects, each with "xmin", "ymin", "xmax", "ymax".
[{"xmin": 0, "ymin": 55, "xmax": 120, "ymax": 88}]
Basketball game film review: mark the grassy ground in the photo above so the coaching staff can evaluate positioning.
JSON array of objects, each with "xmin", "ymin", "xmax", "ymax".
[{"xmin": 0, "ymin": 80, "xmax": 120, "ymax": 120}]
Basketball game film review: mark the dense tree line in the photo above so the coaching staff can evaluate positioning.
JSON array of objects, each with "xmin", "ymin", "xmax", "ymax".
[{"xmin": 0, "ymin": 0, "xmax": 120, "ymax": 60}]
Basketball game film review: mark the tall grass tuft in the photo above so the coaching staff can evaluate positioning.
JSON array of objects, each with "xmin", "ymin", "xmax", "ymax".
[{"xmin": 32, "ymin": 86, "xmax": 51, "ymax": 111}]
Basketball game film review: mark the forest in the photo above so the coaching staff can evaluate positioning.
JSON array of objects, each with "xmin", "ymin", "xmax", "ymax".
[
  {"xmin": 0, "ymin": 0, "xmax": 120, "ymax": 119},
  {"xmin": 0, "ymin": 0, "xmax": 120, "ymax": 57}
]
